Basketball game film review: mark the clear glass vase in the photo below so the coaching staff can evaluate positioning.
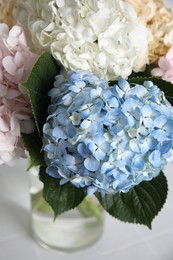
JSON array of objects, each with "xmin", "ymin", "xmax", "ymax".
[{"xmin": 28, "ymin": 166, "xmax": 105, "ymax": 252}]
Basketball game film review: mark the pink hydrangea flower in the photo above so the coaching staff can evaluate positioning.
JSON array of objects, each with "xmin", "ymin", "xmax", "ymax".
[
  {"xmin": 0, "ymin": 23, "xmax": 38, "ymax": 165},
  {"xmin": 151, "ymin": 45, "xmax": 173, "ymax": 83}
]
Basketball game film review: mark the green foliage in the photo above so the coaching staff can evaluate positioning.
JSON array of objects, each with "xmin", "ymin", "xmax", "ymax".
[
  {"xmin": 129, "ymin": 65, "xmax": 155, "ymax": 78},
  {"xmin": 21, "ymin": 52, "xmax": 60, "ymax": 168},
  {"xmin": 22, "ymin": 52, "xmax": 60, "ymax": 135},
  {"xmin": 39, "ymin": 167, "xmax": 86, "ymax": 218},
  {"xmin": 22, "ymin": 131, "xmax": 45, "ymax": 170},
  {"xmin": 96, "ymin": 172, "xmax": 168, "ymax": 228}
]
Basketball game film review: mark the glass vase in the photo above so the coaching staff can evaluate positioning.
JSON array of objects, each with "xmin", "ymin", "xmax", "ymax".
[{"xmin": 28, "ymin": 166, "xmax": 105, "ymax": 252}]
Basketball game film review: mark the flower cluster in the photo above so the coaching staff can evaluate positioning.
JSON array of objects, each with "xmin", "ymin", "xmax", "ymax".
[
  {"xmin": 126, "ymin": 0, "xmax": 173, "ymax": 63},
  {"xmin": 0, "ymin": 23, "xmax": 37, "ymax": 165},
  {"xmin": 42, "ymin": 71, "xmax": 173, "ymax": 195},
  {"xmin": 152, "ymin": 45, "xmax": 173, "ymax": 83},
  {"xmin": 14, "ymin": 0, "xmax": 149, "ymax": 80},
  {"xmin": 1, "ymin": 0, "xmax": 173, "ymax": 227}
]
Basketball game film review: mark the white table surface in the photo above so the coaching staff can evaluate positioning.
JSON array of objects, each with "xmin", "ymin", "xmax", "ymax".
[
  {"xmin": 1, "ymin": 0, "xmax": 173, "ymax": 259},
  {"xmin": 1, "ymin": 159, "xmax": 173, "ymax": 260}
]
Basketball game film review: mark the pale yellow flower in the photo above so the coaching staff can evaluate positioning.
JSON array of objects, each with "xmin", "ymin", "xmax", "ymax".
[
  {"xmin": 126, "ymin": 0, "xmax": 173, "ymax": 63},
  {"xmin": 0, "ymin": 0, "xmax": 16, "ymax": 27}
]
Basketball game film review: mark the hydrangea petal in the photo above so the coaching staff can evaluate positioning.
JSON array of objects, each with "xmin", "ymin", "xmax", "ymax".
[{"xmin": 84, "ymin": 156, "xmax": 100, "ymax": 171}]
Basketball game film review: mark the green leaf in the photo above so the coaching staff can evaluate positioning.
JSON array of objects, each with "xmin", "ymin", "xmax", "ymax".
[
  {"xmin": 22, "ymin": 131, "xmax": 45, "ymax": 170},
  {"xmin": 39, "ymin": 166, "xmax": 86, "ymax": 218},
  {"xmin": 21, "ymin": 52, "xmax": 60, "ymax": 170},
  {"xmin": 129, "ymin": 65, "xmax": 155, "ymax": 78},
  {"xmin": 96, "ymin": 172, "xmax": 168, "ymax": 228},
  {"xmin": 22, "ymin": 52, "xmax": 60, "ymax": 135}
]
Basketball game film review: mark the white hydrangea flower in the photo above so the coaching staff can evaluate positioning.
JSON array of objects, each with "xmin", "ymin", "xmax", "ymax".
[{"xmin": 14, "ymin": 0, "xmax": 150, "ymax": 80}]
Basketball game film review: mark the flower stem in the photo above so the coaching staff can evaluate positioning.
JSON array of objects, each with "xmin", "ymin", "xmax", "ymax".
[
  {"xmin": 31, "ymin": 191, "xmax": 104, "ymax": 224},
  {"xmin": 77, "ymin": 196, "xmax": 104, "ymax": 223},
  {"xmin": 31, "ymin": 190, "xmax": 52, "ymax": 214}
]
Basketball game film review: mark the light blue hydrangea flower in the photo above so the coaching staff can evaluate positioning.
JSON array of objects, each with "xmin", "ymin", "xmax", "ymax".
[{"xmin": 42, "ymin": 71, "xmax": 173, "ymax": 195}]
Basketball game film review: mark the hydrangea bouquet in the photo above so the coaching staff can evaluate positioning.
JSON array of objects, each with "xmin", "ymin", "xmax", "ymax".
[{"xmin": 2, "ymin": 0, "xmax": 173, "ymax": 228}]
